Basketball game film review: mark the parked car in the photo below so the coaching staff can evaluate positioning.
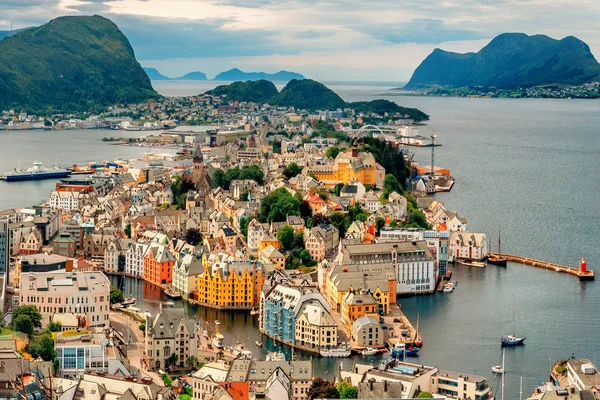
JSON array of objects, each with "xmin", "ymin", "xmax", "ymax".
[{"xmin": 393, "ymin": 318, "xmax": 401, "ymax": 323}]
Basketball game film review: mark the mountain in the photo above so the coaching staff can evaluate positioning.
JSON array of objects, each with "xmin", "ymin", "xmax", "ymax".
[
  {"xmin": 0, "ymin": 27, "xmax": 33, "ymax": 41},
  {"xmin": 144, "ymin": 67, "xmax": 208, "ymax": 81},
  {"xmin": 348, "ymin": 99, "xmax": 429, "ymax": 121},
  {"xmin": 0, "ymin": 16, "xmax": 156, "ymax": 112},
  {"xmin": 143, "ymin": 67, "xmax": 171, "ymax": 80},
  {"xmin": 205, "ymin": 80, "xmax": 278, "ymax": 103},
  {"xmin": 406, "ymin": 33, "xmax": 600, "ymax": 89},
  {"xmin": 213, "ymin": 68, "xmax": 305, "ymax": 81},
  {"xmin": 268, "ymin": 79, "xmax": 345, "ymax": 110},
  {"xmin": 176, "ymin": 71, "xmax": 208, "ymax": 81}
]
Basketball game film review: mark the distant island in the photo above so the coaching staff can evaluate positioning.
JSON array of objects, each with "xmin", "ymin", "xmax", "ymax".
[
  {"xmin": 213, "ymin": 68, "xmax": 305, "ymax": 82},
  {"xmin": 0, "ymin": 16, "xmax": 156, "ymax": 113},
  {"xmin": 405, "ymin": 33, "xmax": 600, "ymax": 90},
  {"xmin": 143, "ymin": 67, "xmax": 207, "ymax": 81},
  {"xmin": 207, "ymin": 79, "xmax": 429, "ymax": 121}
]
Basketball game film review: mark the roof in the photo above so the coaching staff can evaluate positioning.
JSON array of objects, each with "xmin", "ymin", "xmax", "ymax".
[
  {"xmin": 248, "ymin": 360, "xmax": 312, "ymax": 382},
  {"xmin": 352, "ymin": 315, "xmax": 380, "ymax": 332},
  {"xmin": 21, "ymin": 271, "xmax": 110, "ymax": 294},
  {"xmin": 150, "ymin": 308, "xmax": 196, "ymax": 339},
  {"xmin": 261, "ymin": 245, "xmax": 284, "ymax": 259},
  {"xmin": 219, "ymin": 382, "xmax": 250, "ymax": 400}
]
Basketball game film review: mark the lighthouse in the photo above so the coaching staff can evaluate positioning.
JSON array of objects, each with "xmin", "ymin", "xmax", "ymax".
[{"xmin": 579, "ymin": 258, "xmax": 587, "ymax": 274}]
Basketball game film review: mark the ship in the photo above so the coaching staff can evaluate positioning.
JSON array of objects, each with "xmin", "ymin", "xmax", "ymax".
[
  {"xmin": 390, "ymin": 343, "xmax": 419, "ymax": 358},
  {"xmin": 320, "ymin": 344, "xmax": 351, "ymax": 358},
  {"xmin": 1, "ymin": 160, "xmax": 71, "ymax": 181},
  {"xmin": 488, "ymin": 227, "xmax": 508, "ymax": 267},
  {"xmin": 164, "ymin": 287, "xmax": 182, "ymax": 300},
  {"xmin": 212, "ymin": 327, "xmax": 225, "ymax": 348}
]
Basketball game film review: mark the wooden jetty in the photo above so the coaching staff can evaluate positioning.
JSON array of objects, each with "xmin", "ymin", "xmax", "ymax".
[{"xmin": 488, "ymin": 253, "xmax": 595, "ymax": 281}]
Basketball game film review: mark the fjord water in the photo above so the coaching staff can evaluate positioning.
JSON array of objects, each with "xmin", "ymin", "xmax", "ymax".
[{"xmin": 3, "ymin": 82, "xmax": 600, "ymax": 397}]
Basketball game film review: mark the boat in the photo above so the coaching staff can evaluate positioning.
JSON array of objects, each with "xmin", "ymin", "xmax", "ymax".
[
  {"xmin": 121, "ymin": 297, "xmax": 136, "ymax": 307},
  {"xmin": 390, "ymin": 343, "xmax": 419, "ymax": 358},
  {"xmin": 414, "ymin": 313, "xmax": 423, "ymax": 348},
  {"xmin": 239, "ymin": 350, "xmax": 252, "ymax": 360},
  {"xmin": 164, "ymin": 287, "xmax": 182, "ymax": 300},
  {"xmin": 165, "ymin": 301, "xmax": 174, "ymax": 308},
  {"xmin": 457, "ymin": 259, "xmax": 487, "ymax": 268},
  {"xmin": 1, "ymin": 160, "xmax": 71, "ymax": 182},
  {"xmin": 443, "ymin": 282, "xmax": 455, "ymax": 293},
  {"xmin": 501, "ymin": 295, "xmax": 526, "ymax": 347},
  {"xmin": 492, "ymin": 365, "xmax": 504, "ymax": 374},
  {"xmin": 265, "ymin": 351, "xmax": 286, "ymax": 361},
  {"xmin": 212, "ymin": 329, "xmax": 225, "ymax": 348},
  {"xmin": 488, "ymin": 227, "xmax": 508, "ymax": 266},
  {"xmin": 320, "ymin": 345, "xmax": 351, "ymax": 358},
  {"xmin": 250, "ymin": 308, "xmax": 259, "ymax": 315},
  {"xmin": 255, "ymin": 340, "xmax": 263, "ymax": 347},
  {"xmin": 361, "ymin": 348, "xmax": 377, "ymax": 356}
]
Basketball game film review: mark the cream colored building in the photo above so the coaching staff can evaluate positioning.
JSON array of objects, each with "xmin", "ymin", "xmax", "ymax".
[
  {"xmin": 294, "ymin": 302, "xmax": 338, "ymax": 350},
  {"xmin": 19, "ymin": 270, "xmax": 110, "ymax": 328}
]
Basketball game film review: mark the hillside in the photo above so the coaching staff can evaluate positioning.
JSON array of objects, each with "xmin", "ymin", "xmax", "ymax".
[
  {"xmin": 406, "ymin": 33, "xmax": 600, "ymax": 89},
  {"xmin": 206, "ymin": 80, "xmax": 278, "ymax": 103},
  {"xmin": 348, "ymin": 99, "xmax": 429, "ymax": 121},
  {"xmin": 268, "ymin": 79, "xmax": 345, "ymax": 110},
  {"xmin": 177, "ymin": 71, "xmax": 208, "ymax": 80},
  {"xmin": 144, "ymin": 67, "xmax": 208, "ymax": 81},
  {"xmin": 214, "ymin": 68, "xmax": 305, "ymax": 81},
  {"xmin": 143, "ymin": 67, "xmax": 170, "ymax": 80},
  {"xmin": 0, "ymin": 15, "xmax": 156, "ymax": 112}
]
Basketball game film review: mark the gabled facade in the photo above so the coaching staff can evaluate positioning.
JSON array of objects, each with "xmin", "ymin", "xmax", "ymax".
[{"xmin": 144, "ymin": 244, "xmax": 176, "ymax": 286}]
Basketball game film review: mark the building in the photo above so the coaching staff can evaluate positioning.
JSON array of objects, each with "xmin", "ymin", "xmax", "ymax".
[
  {"xmin": 341, "ymin": 290, "xmax": 379, "ymax": 331},
  {"xmin": 125, "ymin": 241, "xmax": 149, "ymax": 277},
  {"xmin": 294, "ymin": 301, "xmax": 338, "ymax": 350},
  {"xmin": 173, "ymin": 254, "xmax": 204, "ymax": 297},
  {"xmin": 247, "ymin": 360, "xmax": 313, "ymax": 400},
  {"xmin": 352, "ymin": 315, "xmax": 383, "ymax": 347},
  {"xmin": 449, "ymin": 231, "xmax": 487, "ymax": 261},
  {"xmin": 70, "ymin": 373, "xmax": 177, "ymax": 400},
  {"xmin": 19, "ymin": 270, "xmax": 110, "ymax": 328},
  {"xmin": 82, "ymin": 232, "xmax": 115, "ymax": 260},
  {"xmin": 49, "ymin": 191, "xmax": 80, "ymax": 211},
  {"xmin": 259, "ymin": 245, "xmax": 286, "ymax": 270},
  {"xmin": 0, "ymin": 219, "xmax": 12, "ymax": 276},
  {"xmin": 566, "ymin": 359, "xmax": 600, "ymax": 391},
  {"xmin": 247, "ymin": 219, "xmax": 265, "ymax": 252},
  {"xmin": 53, "ymin": 232, "xmax": 77, "ymax": 257},
  {"xmin": 195, "ymin": 260, "xmax": 265, "ymax": 309},
  {"xmin": 339, "ymin": 241, "xmax": 435, "ymax": 295},
  {"xmin": 143, "ymin": 244, "xmax": 176, "ymax": 286},
  {"xmin": 104, "ymin": 238, "xmax": 133, "ymax": 274},
  {"xmin": 424, "ymin": 230, "xmax": 449, "ymax": 276},
  {"xmin": 306, "ymin": 144, "xmax": 385, "ymax": 188},
  {"xmin": 145, "ymin": 306, "xmax": 198, "ymax": 371},
  {"xmin": 265, "ymin": 367, "xmax": 292, "ymax": 400},
  {"xmin": 305, "ymin": 224, "xmax": 339, "ymax": 262},
  {"xmin": 358, "ymin": 380, "xmax": 403, "ymax": 399}
]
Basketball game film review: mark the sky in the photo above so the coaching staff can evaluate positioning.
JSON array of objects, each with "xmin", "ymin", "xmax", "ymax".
[{"xmin": 1, "ymin": 0, "xmax": 600, "ymax": 82}]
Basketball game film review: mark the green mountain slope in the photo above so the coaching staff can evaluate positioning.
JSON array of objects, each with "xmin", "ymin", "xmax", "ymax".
[
  {"xmin": 205, "ymin": 80, "xmax": 278, "ymax": 103},
  {"xmin": 406, "ymin": 33, "xmax": 600, "ymax": 89},
  {"xmin": 214, "ymin": 68, "xmax": 304, "ymax": 81},
  {"xmin": 143, "ymin": 67, "xmax": 171, "ymax": 80},
  {"xmin": 348, "ymin": 99, "xmax": 429, "ymax": 121},
  {"xmin": 0, "ymin": 15, "xmax": 157, "ymax": 112},
  {"xmin": 268, "ymin": 79, "xmax": 345, "ymax": 110}
]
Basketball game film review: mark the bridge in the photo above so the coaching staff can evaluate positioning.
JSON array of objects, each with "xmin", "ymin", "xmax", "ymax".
[
  {"xmin": 488, "ymin": 252, "xmax": 595, "ymax": 281},
  {"xmin": 348, "ymin": 124, "xmax": 398, "ymax": 139}
]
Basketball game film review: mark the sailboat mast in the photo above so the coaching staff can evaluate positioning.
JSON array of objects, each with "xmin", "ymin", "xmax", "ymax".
[
  {"xmin": 519, "ymin": 376, "xmax": 523, "ymax": 400},
  {"xmin": 513, "ymin": 294, "xmax": 516, "ymax": 336},
  {"xmin": 498, "ymin": 226, "xmax": 502, "ymax": 254},
  {"xmin": 501, "ymin": 348, "xmax": 505, "ymax": 400}
]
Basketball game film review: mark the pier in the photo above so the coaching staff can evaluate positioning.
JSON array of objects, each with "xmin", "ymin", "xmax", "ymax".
[{"xmin": 488, "ymin": 253, "xmax": 595, "ymax": 281}]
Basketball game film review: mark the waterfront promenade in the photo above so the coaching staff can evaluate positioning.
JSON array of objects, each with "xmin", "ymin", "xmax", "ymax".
[{"xmin": 488, "ymin": 253, "xmax": 595, "ymax": 281}]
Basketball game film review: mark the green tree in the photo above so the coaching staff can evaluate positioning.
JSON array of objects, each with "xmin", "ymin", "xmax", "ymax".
[
  {"xmin": 12, "ymin": 305, "xmax": 42, "ymax": 330},
  {"xmin": 110, "ymin": 286, "xmax": 125, "ymax": 305},
  {"xmin": 277, "ymin": 225, "xmax": 295, "ymax": 252},
  {"xmin": 417, "ymin": 392, "xmax": 434, "ymax": 398},
  {"xmin": 124, "ymin": 223, "xmax": 132, "ymax": 238},
  {"xmin": 333, "ymin": 182, "xmax": 344, "ymax": 196},
  {"xmin": 259, "ymin": 188, "xmax": 301, "ymax": 223},
  {"xmin": 167, "ymin": 353, "xmax": 179, "ymax": 370},
  {"xmin": 185, "ymin": 228, "xmax": 203, "ymax": 245},
  {"xmin": 326, "ymin": 146, "xmax": 343, "ymax": 159},
  {"xmin": 329, "ymin": 212, "xmax": 350, "ymax": 237},
  {"xmin": 139, "ymin": 323, "xmax": 146, "ymax": 332},
  {"xmin": 375, "ymin": 217, "xmax": 386, "ymax": 233},
  {"xmin": 186, "ymin": 355, "xmax": 198, "ymax": 369},
  {"xmin": 337, "ymin": 382, "xmax": 358, "ymax": 399},
  {"xmin": 240, "ymin": 217, "xmax": 250, "ymax": 239},
  {"xmin": 308, "ymin": 378, "xmax": 340, "ymax": 400},
  {"xmin": 39, "ymin": 333, "xmax": 57, "ymax": 361},
  {"xmin": 211, "ymin": 169, "xmax": 227, "ymax": 189},
  {"xmin": 283, "ymin": 163, "xmax": 303, "ymax": 179},
  {"xmin": 383, "ymin": 173, "xmax": 403, "ymax": 198},
  {"xmin": 46, "ymin": 321, "xmax": 62, "ymax": 333},
  {"xmin": 14, "ymin": 315, "xmax": 34, "ymax": 336}
]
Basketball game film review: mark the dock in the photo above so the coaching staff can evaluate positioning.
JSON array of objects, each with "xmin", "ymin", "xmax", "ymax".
[{"xmin": 488, "ymin": 253, "xmax": 595, "ymax": 281}]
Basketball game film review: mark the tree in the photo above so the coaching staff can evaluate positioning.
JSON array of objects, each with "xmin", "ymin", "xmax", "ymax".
[
  {"xmin": 185, "ymin": 228, "xmax": 203, "ymax": 246},
  {"xmin": 383, "ymin": 173, "xmax": 403, "ymax": 198},
  {"xmin": 12, "ymin": 305, "xmax": 42, "ymax": 330},
  {"xmin": 333, "ymin": 182, "xmax": 344, "ymax": 196},
  {"xmin": 211, "ymin": 169, "xmax": 227, "ymax": 189},
  {"xmin": 330, "ymin": 212, "xmax": 350, "ymax": 237},
  {"xmin": 39, "ymin": 334, "xmax": 57, "ymax": 361},
  {"xmin": 337, "ymin": 382, "xmax": 358, "ymax": 399},
  {"xmin": 167, "ymin": 353, "xmax": 179, "ymax": 370},
  {"xmin": 277, "ymin": 225, "xmax": 295, "ymax": 252},
  {"xmin": 375, "ymin": 217, "xmax": 386, "ymax": 233},
  {"xmin": 46, "ymin": 321, "xmax": 62, "ymax": 333},
  {"xmin": 186, "ymin": 355, "xmax": 198, "ymax": 369},
  {"xmin": 283, "ymin": 163, "xmax": 303, "ymax": 179},
  {"xmin": 110, "ymin": 286, "xmax": 124, "ymax": 305},
  {"xmin": 240, "ymin": 217, "xmax": 250, "ymax": 239},
  {"xmin": 14, "ymin": 315, "xmax": 34, "ymax": 336},
  {"xmin": 325, "ymin": 146, "xmax": 343, "ymax": 159},
  {"xmin": 139, "ymin": 323, "xmax": 146, "ymax": 332},
  {"xmin": 259, "ymin": 188, "xmax": 301, "ymax": 223},
  {"xmin": 417, "ymin": 392, "xmax": 434, "ymax": 398},
  {"xmin": 308, "ymin": 378, "xmax": 340, "ymax": 400},
  {"xmin": 124, "ymin": 223, "xmax": 132, "ymax": 238}
]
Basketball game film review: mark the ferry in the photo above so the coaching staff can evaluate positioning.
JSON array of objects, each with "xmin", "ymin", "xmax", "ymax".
[
  {"xmin": 1, "ymin": 160, "xmax": 71, "ymax": 181},
  {"xmin": 320, "ymin": 344, "xmax": 351, "ymax": 358}
]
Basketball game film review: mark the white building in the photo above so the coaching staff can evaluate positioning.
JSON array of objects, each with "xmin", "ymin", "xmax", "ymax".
[
  {"xmin": 172, "ymin": 254, "xmax": 204, "ymax": 297},
  {"xmin": 49, "ymin": 191, "xmax": 80, "ymax": 211},
  {"xmin": 379, "ymin": 228, "xmax": 424, "ymax": 242},
  {"xmin": 265, "ymin": 367, "xmax": 292, "ymax": 400},
  {"xmin": 247, "ymin": 219, "xmax": 265, "ymax": 252},
  {"xmin": 19, "ymin": 270, "xmax": 110, "ymax": 328},
  {"xmin": 125, "ymin": 241, "xmax": 149, "ymax": 277},
  {"xmin": 567, "ymin": 359, "xmax": 600, "ymax": 391},
  {"xmin": 449, "ymin": 231, "xmax": 487, "ymax": 261}
]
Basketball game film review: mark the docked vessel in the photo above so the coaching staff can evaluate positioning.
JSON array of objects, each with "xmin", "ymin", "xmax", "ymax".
[
  {"xmin": 488, "ymin": 227, "xmax": 508, "ymax": 267},
  {"xmin": 165, "ymin": 301, "xmax": 174, "ymax": 308},
  {"xmin": 265, "ymin": 351, "xmax": 286, "ymax": 362},
  {"xmin": 121, "ymin": 297, "xmax": 136, "ymax": 307},
  {"xmin": 390, "ymin": 343, "xmax": 419, "ymax": 358},
  {"xmin": 457, "ymin": 259, "xmax": 487, "ymax": 268},
  {"xmin": 501, "ymin": 295, "xmax": 526, "ymax": 347},
  {"xmin": 1, "ymin": 160, "xmax": 71, "ymax": 181},
  {"xmin": 413, "ymin": 313, "xmax": 423, "ymax": 348},
  {"xmin": 164, "ymin": 287, "xmax": 182, "ymax": 300},
  {"xmin": 212, "ymin": 329, "xmax": 225, "ymax": 348},
  {"xmin": 361, "ymin": 348, "xmax": 377, "ymax": 356},
  {"xmin": 255, "ymin": 340, "xmax": 263, "ymax": 347},
  {"xmin": 320, "ymin": 345, "xmax": 351, "ymax": 358}
]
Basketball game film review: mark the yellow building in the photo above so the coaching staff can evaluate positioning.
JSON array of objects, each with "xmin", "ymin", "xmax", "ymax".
[
  {"xmin": 341, "ymin": 290, "xmax": 379, "ymax": 332},
  {"xmin": 258, "ymin": 233, "xmax": 280, "ymax": 252},
  {"xmin": 307, "ymin": 145, "xmax": 385, "ymax": 188},
  {"xmin": 195, "ymin": 260, "xmax": 266, "ymax": 309}
]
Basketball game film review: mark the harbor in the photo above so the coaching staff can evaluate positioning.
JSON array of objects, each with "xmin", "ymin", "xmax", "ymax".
[{"xmin": 487, "ymin": 253, "xmax": 595, "ymax": 281}]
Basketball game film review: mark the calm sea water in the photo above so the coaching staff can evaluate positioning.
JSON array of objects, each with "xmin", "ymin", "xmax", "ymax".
[{"xmin": 4, "ymin": 82, "xmax": 600, "ymax": 397}]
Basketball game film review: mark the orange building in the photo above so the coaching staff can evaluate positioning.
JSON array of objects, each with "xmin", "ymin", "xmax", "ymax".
[
  {"xmin": 143, "ymin": 244, "xmax": 176, "ymax": 286},
  {"xmin": 258, "ymin": 233, "xmax": 280, "ymax": 252},
  {"xmin": 341, "ymin": 290, "xmax": 380, "ymax": 332}
]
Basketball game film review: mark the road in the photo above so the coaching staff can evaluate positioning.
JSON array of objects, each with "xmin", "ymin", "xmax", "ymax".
[{"xmin": 110, "ymin": 310, "xmax": 164, "ymax": 385}]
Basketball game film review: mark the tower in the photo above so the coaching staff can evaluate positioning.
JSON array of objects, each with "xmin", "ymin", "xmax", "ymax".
[{"xmin": 192, "ymin": 145, "xmax": 204, "ymax": 186}]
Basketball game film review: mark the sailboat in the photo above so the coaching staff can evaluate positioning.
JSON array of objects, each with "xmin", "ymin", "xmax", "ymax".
[
  {"xmin": 501, "ymin": 295, "xmax": 526, "ymax": 346},
  {"xmin": 414, "ymin": 313, "xmax": 423, "ymax": 348},
  {"xmin": 488, "ymin": 226, "xmax": 508, "ymax": 266}
]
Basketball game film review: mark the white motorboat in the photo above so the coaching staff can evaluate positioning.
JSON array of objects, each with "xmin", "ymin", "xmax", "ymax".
[{"xmin": 361, "ymin": 347, "xmax": 377, "ymax": 356}]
